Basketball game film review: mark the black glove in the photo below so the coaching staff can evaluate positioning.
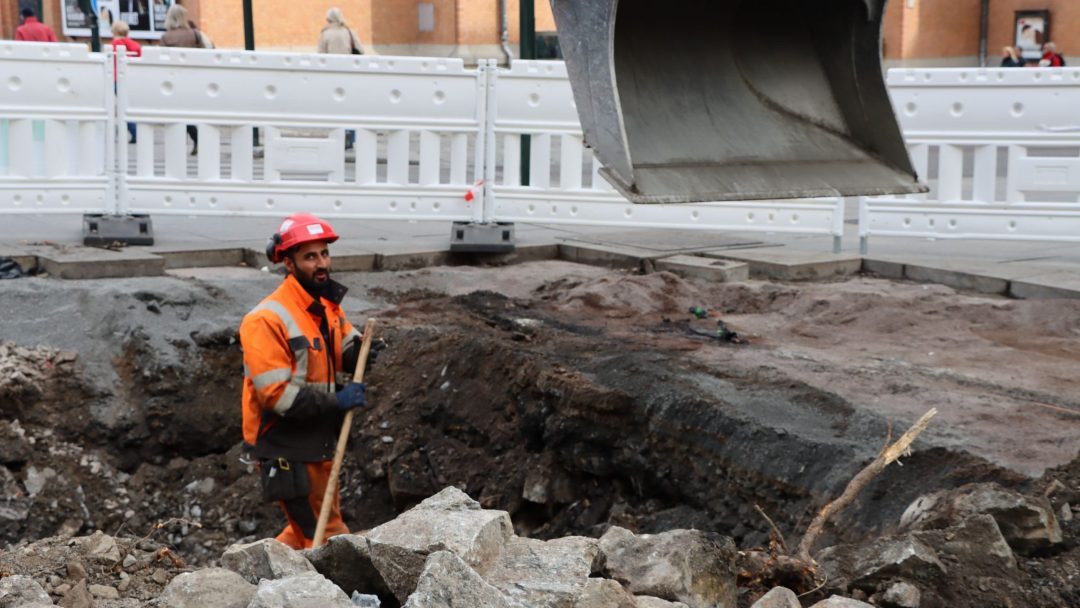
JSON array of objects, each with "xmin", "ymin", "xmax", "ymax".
[
  {"xmin": 367, "ymin": 337, "xmax": 387, "ymax": 371},
  {"xmin": 334, "ymin": 383, "xmax": 366, "ymax": 411}
]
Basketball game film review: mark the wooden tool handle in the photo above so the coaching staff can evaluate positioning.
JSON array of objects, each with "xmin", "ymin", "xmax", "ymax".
[{"xmin": 312, "ymin": 317, "xmax": 377, "ymax": 547}]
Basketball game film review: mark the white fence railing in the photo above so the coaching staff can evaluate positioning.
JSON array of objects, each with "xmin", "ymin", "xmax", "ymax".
[
  {"xmin": 2, "ymin": 42, "xmax": 1078, "ymax": 252},
  {"xmin": 860, "ymin": 67, "xmax": 1080, "ymax": 251},
  {"xmin": 0, "ymin": 43, "xmax": 113, "ymax": 215}
]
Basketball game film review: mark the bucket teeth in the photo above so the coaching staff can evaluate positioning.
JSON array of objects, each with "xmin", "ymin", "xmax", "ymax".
[{"xmin": 550, "ymin": 0, "xmax": 926, "ymax": 203}]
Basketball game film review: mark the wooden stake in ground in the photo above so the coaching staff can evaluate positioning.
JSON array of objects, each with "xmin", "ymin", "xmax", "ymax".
[
  {"xmin": 795, "ymin": 408, "xmax": 938, "ymax": 562},
  {"xmin": 313, "ymin": 318, "xmax": 377, "ymax": 548}
]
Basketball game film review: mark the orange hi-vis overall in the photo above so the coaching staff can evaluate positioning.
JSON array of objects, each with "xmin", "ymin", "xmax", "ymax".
[{"xmin": 239, "ymin": 274, "xmax": 361, "ymax": 548}]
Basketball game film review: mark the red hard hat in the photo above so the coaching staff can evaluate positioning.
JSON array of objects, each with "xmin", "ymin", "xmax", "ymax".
[{"xmin": 266, "ymin": 213, "xmax": 339, "ymax": 263}]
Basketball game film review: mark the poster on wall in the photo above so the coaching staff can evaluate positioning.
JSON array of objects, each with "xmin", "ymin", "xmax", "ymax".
[
  {"xmin": 61, "ymin": 0, "xmax": 173, "ymax": 39},
  {"xmin": 1014, "ymin": 10, "xmax": 1050, "ymax": 61}
]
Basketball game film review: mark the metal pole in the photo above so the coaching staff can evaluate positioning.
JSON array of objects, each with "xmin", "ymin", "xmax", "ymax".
[
  {"xmin": 978, "ymin": 0, "xmax": 989, "ymax": 67},
  {"xmin": 242, "ymin": 0, "xmax": 259, "ymax": 147},
  {"xmin": 243, "ymin": 0, "xmax": 255, "ymax": 51},
  {"xmin": 519, "ymin": 0, "xmax": 535, "ymax": 186}
]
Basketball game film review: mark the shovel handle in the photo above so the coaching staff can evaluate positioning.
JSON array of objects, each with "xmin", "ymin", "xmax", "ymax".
[{"xmin": 313, "ymin": 318, "xmax": 377, "ymax": 547}]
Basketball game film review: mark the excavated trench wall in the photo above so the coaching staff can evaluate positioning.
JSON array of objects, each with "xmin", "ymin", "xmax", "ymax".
[{"xmin": 0, "ymin": 273, "xmax": 1026, "ymax": 562}]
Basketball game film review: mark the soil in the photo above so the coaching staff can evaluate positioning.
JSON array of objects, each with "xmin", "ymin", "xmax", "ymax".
[{"xmin": 0, "ymin": 261, "xmax": 1077, "ymax": 606}]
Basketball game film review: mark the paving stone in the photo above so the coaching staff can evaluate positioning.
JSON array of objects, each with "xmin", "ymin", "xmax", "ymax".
[
  {"xmin": 1008, "ymin": 272, "xmax": 1080, "ymax": 300},
  {"xmin": 149, "ymin": 246, "xmax": 247, "ymax": 269},
  {"xmin": 701, "ymin": 249, "xmax": 861, "ymax": 280},
  {"xmin": 557, "ymin": 242, "xmax": 666, "ymax": 269},
  {"xmin": 861, "ymin": 257, "xmax": 905, "ymax": 279},
  {"xmin": 34, "ymin": 246, "xmax": 165, "ymax": 279},
  {"xmin": 903, "ymin": 264, "xmax": 1008, "ymax": 295},
  {"xmin": 654, "ymin": 255, "xmax": 749, "ymax": 282}
]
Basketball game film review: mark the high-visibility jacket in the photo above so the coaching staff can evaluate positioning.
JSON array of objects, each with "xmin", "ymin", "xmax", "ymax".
[{"xmin": 240, "ymin": 274, "xmax": 361, "ymax": 462}]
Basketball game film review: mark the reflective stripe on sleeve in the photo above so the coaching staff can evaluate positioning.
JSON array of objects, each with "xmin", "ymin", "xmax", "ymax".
[
  {"xmin": 251, "ymin": 367, "xmax": 292, "ymax": 390},
  {"xmin": 273, "ymin": 383, "xmax": 301, "ymax": 416},
  {"xmin": 248, "ymin": 299, "xmax": 310, "ymax": 382}
]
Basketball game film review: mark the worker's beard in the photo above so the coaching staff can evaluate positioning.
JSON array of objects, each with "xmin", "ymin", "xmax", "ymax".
[{"xmin": 293, "ymin": 266, "xmax": 331, "ymax": 299}]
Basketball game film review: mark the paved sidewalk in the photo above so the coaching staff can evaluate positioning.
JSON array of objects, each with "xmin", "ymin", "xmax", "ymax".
[{"xmin": 1, "ymin": 212, "xmax": 1079, "ymax": 298}]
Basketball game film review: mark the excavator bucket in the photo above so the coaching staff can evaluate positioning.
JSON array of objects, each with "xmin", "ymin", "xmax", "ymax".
[{"xmin": 549, "ymin": 0, "xmax": 926, "ymax": 203}]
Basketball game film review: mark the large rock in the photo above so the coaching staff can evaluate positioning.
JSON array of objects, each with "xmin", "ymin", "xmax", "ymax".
[
  {"xmin": 817, "ymin": 536, "xmax": 946, "ymax": 591},
  {"xmin": 750, "ymin": 586, "xmax": 800, "ymax": 608},
  {"xmin": 485, "ymin": 536, "xmax": 600, "ymax": 607},
  {"xmin": 878, "ymin": 582, "xmax": 921, "ymax": 608},
  {"xmin": 304, "ymin": 533, "xmax": 391, "ymax": 597},
  {"xmin": 0, "ymin": 467, "xmax": 30, "ymax": 522},
  {"xmin": 809, "ymin": 597, "xmax": 875, "ymax": 608},
  {"xmin": 366, "ymin": 487, "xmax": 514, "ymax": 603},
  {"xmin": 159, "ymin": 567, "xmax": 256, "ymax": 608},
  {"xmin": 220, "ymin": 538, "xmax": 315, "ymax": 584},
  {"xmin": 573, "ymin": 578, "xmax": 636, "ymax": 608},
  {"xmin": 247, "ymin": 572, "xmax": 354, "ymax": 608},
  {"xmin": 0, "ymin": 575, "xmax": 51, "ymax": 607},
  {"xmin": 599, "ymin": 527, "xmax": 737, "ymax": 608},
  {"xmin": 911, "ymin": 514, "xmax": 1016, "ymax": 573},
  {"xmin": 79, "ymin": 530, "xmax": 121, "ymax": 563},
  {"xmin": 900, "ymin": 483, "xmax": 1062, "ymax": 555},
  {"xmin": 402, "ymin": 551, "xmax": 516, "ymax": 608}
]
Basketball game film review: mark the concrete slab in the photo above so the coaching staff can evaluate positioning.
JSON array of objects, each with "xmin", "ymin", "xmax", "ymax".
[
  {"xmin": 34, "ymin": 246, "xmax": 165, "ymax": 279},
  {"xmin": 376, "ymin": 248, "xmax": 453, "ymax": 271},
  {"xmin": 451, "ymin": 244, "xmax": 559, "ymax": 267},
  {"xmin": 149, "ymin": 246, "xmax": 247, "ymax": 270},
  {"xmin": 903, "ymin": 264, "xmax": 1009, "ymax": 295},
  {"xmin": 654, "ymin": 255, "xmax": 749, "ymax": 282},
  {"xmin": 862, "ymin": 257, "xmax": 906, "ymax": 280},
  {"xmin": 557, "ymin": 242, "xmax": 668, "ymax": 270},
  {"xmin": 701, "ymin": 249, "xmax": 862, "ymax": 281},
  {"xmin": 558, "ymin": 229, "xmax": 763, "ymax": 253},
  {"xmin": 1009, "ymin": 272, "xmax": 1080, "ymax": 300}
]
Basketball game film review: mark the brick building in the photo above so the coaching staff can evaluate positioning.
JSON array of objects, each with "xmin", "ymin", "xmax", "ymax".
[{"xmin": 3, "ymin": 1, "xmax": 1075, "ymax": 66}]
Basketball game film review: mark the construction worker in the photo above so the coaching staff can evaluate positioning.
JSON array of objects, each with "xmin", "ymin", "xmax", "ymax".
[{"xmin": 239, "ymin": 213, "xmax": 368, "ymax": 549}]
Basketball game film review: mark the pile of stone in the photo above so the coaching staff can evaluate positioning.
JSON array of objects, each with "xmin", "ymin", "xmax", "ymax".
[
  {"xmin": 0, "ymin": 342, "xmax": 75, "ymax": 397},
  {"xmin": 0, "ymin": 482, "xmax": 1066, "ymax": 608}
]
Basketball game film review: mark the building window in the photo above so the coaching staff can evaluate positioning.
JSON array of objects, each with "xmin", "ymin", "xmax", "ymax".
[{"xmin": 418, "ymin": 3, "xmax": 434, "ymax": 33}]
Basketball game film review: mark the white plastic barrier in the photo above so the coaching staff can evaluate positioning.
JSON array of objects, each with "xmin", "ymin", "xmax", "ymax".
[
  {"xmin": 118, "ymin": 48, "xmax": 486, "ymax": 222},
  {"xmin": 0, "ymin": 42, "xmax": 113, "ymax": 214},
  {"xmin": 490, "ymin": 60, "xmax": 846, "ymax": 245},
  {"xmin": 860, "ymin": 67, "xmax": 1080, "ymax": 251}
]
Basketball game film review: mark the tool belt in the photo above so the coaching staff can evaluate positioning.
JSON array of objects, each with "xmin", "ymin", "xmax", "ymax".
[{"xmin": 260, "ymin": 457, "xmax": 310, "ymax": 503}]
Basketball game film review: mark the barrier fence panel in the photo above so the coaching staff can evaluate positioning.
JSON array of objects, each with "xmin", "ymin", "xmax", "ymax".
[
  {"xmin": 488, "ymin": 60, "xmax": 847, "ymax": 247},
  {"xmin": 860, "ymin": 67, "xmax": 1080, "ymax": 251},
  {"xmin": 118, "ymin": 48, "xmax": 485, "ymax": 222},
  {"xmin": 0, "ymin": 42, "xmax": 113, "ymax": 215}
]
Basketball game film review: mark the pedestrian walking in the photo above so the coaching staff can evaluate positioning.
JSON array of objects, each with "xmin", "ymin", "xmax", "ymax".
[
  {"xmin": 160, "ymin": 4, "xmax": 210, "ymax": 154},
  {"xmin": 110, "ymin": 21, "xmax": 142, "ymax": 144},
  {"xmin": 318, "ymin": 8, "xmax": 364, "ymax": 150},
  {"xmin": 317, "ymin": 8, "xmax": 364, "ymax": 56},
  {"xmin": 1000, "ymin": 46, "xmax": 1024, "ymax": 68},
  {"xmin": 15, "ymin": 8, "xmax": 58, "ymax": 42},
  {"xmin": 239, "ymin": 213, "xmax": 376, "ymax": 549}
]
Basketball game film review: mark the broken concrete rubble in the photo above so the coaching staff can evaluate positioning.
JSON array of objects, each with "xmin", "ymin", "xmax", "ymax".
[
  {"xmin": 878, "ymin": 581, "xmax": 921, "ymax": 608},
  {"xmin": 365, "ymin": 486, "xmax": 514, "ymax": 602},
  {"xmin": 402, "ymin": 550, "xmax": 515, "ymax": 608},
  {"xmin": 748, "ymin": 586, "xmax": 800, "ymax": 608},
  {"xmin": 159, "ymin": 568, "xmax": 256, "ymax": 608},
  {"xmin": 599, "ymin": 526, "xmax": 738, "ymax": 608},
  {"xmin": 817, "ymin": 535, "xmax": 946, "ymax": 591},
  {"xmin": 247, "ymin": 572, "xmax": 354, "ymax": 608},
  {"xmin": 303, "ymin": 534, "xmax": 389, "ymax": 597},
  {"xmin": 900, "ymin": 483, "xmax": 1063, "ymax": 555},
  {"xmin": 484, "ymin": 535, "xmax": 600, "ymax": 607},
  {"xmin": 221, "ymin": 538, "xmax": 316, "ymax": 584},
  {"xmin": 0, "ymin": 574, "xmax": 52, "ymax": 606}
]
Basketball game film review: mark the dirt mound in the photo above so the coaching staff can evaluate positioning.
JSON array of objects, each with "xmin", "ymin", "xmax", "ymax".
[{"xmin": 538, "ymin": 271, "xmax": 704, "ymax": 318}]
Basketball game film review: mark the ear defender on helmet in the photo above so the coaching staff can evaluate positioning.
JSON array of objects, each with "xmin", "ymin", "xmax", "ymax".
[{"xmin": 265, "ymin": 232, "xmax": 283, "ymax": 264}]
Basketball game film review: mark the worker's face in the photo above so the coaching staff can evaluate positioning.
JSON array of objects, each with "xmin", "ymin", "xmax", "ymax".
[{"xmin": 285, "ymin": 241, "xmax": 332, "ymax": 290}]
